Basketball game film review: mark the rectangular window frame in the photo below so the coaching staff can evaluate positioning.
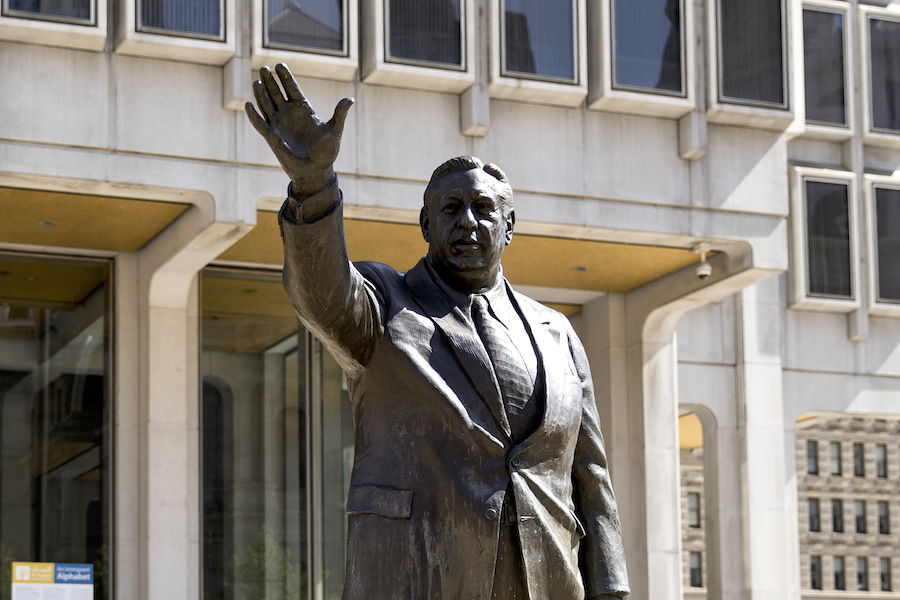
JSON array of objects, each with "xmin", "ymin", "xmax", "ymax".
[
  {"xmin": 788, "ymin": 166, "xmax": 861, "ymax": 312},
  {"xmin": 799, "ymin": 0, "xmax": 854, "ymax": 141},
  {"xmin": 809, "ymin": 497, "xmax": 821, "ymax": 532},
  {"xmin": 689, "ymin": 551, "xmax": 703, "ymax": 588},
  {"xmin": 115, "ymin": 0, "xmax": 236, "ymax": 65},
  {"xmin": 808, "ymin": 440, "xmax": 819, "ymax": 474},
  {"xmin": 831, "ymin": 441, "xmax": 842, "ymax": 475},
  {"xmin": 854, "ymin": 442, "xmax": 865, "ymax": 476},
  {"xmin": 882, "ymin": 558, "xmax": 892, "ymax": 592},
  {"xmin": 835, "ymin": 556, "xmax": 846, "ymax": 590},
  {"xmin": 707, "ymin": 0, "xmax": 798, "ymax": 131},
  {"xmin": 856, "ymin": 499, "xmax": 867, "ymax": 533},
  {"xmin": 878, "ymin": 501, "xmax": 889, "ymax": 534},
  {"xmin": 489, "ymin": 0, "xmax": 587, "ymax": 107},
  {"xmin": 859, "ymin": 557, "xmax": 870, "ymax": 591},
  {"xmin": 0, "ymin": 0, "xmax": 106, "ymax": 50},
  {"xmin": 688, "ymin": 492, "xmax": 701, "ymax": 528},
  {"xmin": 251, "ymin": 0, "xmax": 358, "ymax": 81},
  {"xmin": 588, "ymin": 0, "xmax": 695, "ymax": 118},
  {"xmin": 360, "ymin": 0, "xmax": 476, "ymax": 94},
  {"xmin": 876, "ymin": 444, "xmax": 887, "ymax": 477},
  {"xmin": 833, "ymin": 498, "xmax": 844, "ymax": 532},
  {"xmin": 864, "ymin": 176, "xmax": 900, "ymax": 316},
  {"xmin": 811, "ymin": 555, "xmax": 823, "ymax": 590},
  {"xmin": 861, "ymin": 6, "xmax": 900, "ymax": 148}
]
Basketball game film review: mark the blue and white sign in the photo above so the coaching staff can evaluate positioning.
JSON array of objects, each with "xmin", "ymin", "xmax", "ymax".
[{"xmin": 12, "ymin": 562, "xmax": 94, "ymax": 600}]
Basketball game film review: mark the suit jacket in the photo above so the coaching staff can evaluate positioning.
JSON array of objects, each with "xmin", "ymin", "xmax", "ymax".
[{"xmin": 279, "ymin": 183, "xmax": 630, "ymax": 600}]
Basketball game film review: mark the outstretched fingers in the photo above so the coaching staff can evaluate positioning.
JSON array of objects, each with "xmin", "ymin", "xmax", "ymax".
[
  {"xmin": 274, "ymin": 63, "xmax": 313, "ymax": 113},
  {"xmin": 245, "ymin": 102, "xmax": 269, "ymax": 136},
  {"xmin": 252, "ymin": 80, "xmax": 277, "ymax": 121},
  {"xmin": 327, "ymin": 98, "xmax": 355, "ymax": 135},
  {"xmin": 260, "ymin": 66, "xmax": 286, "ymax": 107}
]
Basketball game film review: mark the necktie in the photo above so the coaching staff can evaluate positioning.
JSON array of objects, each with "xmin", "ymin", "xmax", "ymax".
[{"xmin": 471, "ymin": 295, "xmax": 534, "ymax": 420}]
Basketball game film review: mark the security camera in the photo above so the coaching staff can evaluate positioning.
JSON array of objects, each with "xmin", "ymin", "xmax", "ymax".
[{"xmin": 696, "ymin": 261, "xmax": 712, "ymax": 280}]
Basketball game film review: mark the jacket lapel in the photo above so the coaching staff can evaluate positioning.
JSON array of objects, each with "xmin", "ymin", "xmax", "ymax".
[
  {"xmin": 508, "ymin": 287, "xmax": 563, "ymax": 444},
  {"xmin": 404, "ymin": 260, "xmax": 512, "ymax": 440}
]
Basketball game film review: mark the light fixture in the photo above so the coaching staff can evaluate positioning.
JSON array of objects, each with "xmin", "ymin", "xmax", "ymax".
[
  {"xmin": 691, "ymin": 243, "xmax": 712, "ymax": 280},
  {"xmin": 38, "ymin": 220, "xmax": 56, "ymax": 227},
  {"xmin": 572, "ymin": 266, "xmax": 587, "ymax": 272}
]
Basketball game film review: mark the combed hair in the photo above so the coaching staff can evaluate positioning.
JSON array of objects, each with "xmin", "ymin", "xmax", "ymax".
[{"xmin": 424, "ymin": 156, "xmax": 513, "ymax": 209}]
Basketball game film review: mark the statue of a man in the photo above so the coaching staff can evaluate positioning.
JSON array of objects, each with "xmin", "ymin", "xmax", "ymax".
[{"xmin": 246, "ymin": 64, "xmax": 630, "ymax": 600}]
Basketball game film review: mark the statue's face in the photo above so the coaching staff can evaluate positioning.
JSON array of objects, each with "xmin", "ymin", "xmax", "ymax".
[{"xmin": 421, "ymin": 168, "xmax": 514, "ymax": 291}]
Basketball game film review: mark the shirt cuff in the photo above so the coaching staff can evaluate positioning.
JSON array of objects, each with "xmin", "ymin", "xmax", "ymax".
[{"xmin": 279, "ymin": 176, "xmax": 341, "ymax": 230}]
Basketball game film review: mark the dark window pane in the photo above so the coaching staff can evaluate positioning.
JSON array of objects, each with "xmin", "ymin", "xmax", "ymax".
[
  {"xmin": 877, "ymin": 444, "xmax": 888, "ymax": 477},
  {"xmin": 831, "ymin": 441, "xmax": 842, "ymax": 475},
  {"xmin": 833, "ymin": 499, "xmax": 844, "ymax": 532},
  {"xmin": 388, "ymin": 0, "xmax": 462, "ymax": 67},
  {"xmin": 859, "ymin": 557, "xmax": 869, "ymax": 591},
  {"xmin": 719, "ymin": 0, "xmax": 785, "ymax": 105},
  {"xmin": 688, "ymin": 492, "xmax": 700, "ymax": 528},
  {"xmin": 503, "ymin": 0, "xmax": 574, "ymax": 80},
  {"xmin": 614, "ymin": 0, "xmax": 682, "ymax": 93},
  {"xmin": 882, "ymin": 558, "xmax": 892, "ymax": 592},
  {"xmin": 266, "ymin": 0, "xmax": 343, "ymax": 52},
  {"xmin": 140, "ymin": 0, "xmax": 220, "ymax": 36},
  {"xmin": 879, "ymin": 501, "xmax": 890, "ymax": 534},
  {"xmin": 5, "ymin": 0, "xmax": 90, "ymax": 21},
  {"xmin": 856, "ymin": 500, "xmax": 867, "ymax": 533},
  {"xmin": 809, "ymin": 498, "xmax": 820, "ymax": 532},
  {"xmin": 805, "ymin": 180, "xmax": 852, "ymax": 298},
  {"xmin": 803, "ymin": 9, "xmax": 846, "ymax": 125},
  {"xmin": 854, "ymin": 442, "xmax": 865, "ymax": 476},
  {"xmin": 870, "ymin": 17, "xmax": 900, "ymax": 132},
  {"xmin": 875, "ymin": 187, "xmax": 900, "ymax": 302},
  {"xmin": 835, "ymin": 556, "xmax": 846, "ymax": 590},
  {"xmin": 0, "ymin": 255, "xmax": 111, "ymax": 598},
  {"xmin": 811, "ymin": 556, "xmax": 822, "ymax": 590},
  {"xmin": 807, "ymin": 440, "xmax": 819, "ymax": 474},
  {"xmin": 689, "ymin": 551, "xmax": 702, "ymax": 587}
]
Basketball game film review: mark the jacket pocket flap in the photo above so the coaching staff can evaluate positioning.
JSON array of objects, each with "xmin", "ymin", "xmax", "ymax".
[{"xmin": 346, "ymin": 486, "xmax": 413, "ymax": 519}]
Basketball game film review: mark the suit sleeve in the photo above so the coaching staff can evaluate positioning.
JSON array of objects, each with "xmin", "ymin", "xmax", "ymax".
[
  {"xmin": 279, "ymin": 179, "xmax": 383, "ymax": 376},
  {"xmin": 568, "ymin": 322, "xmax": 631, "ymax": 598}
]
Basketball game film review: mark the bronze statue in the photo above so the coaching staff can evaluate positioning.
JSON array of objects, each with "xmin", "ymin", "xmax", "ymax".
[{"xmin": 247, "ymin": 63, "xmax": 630, "ymax": 600}]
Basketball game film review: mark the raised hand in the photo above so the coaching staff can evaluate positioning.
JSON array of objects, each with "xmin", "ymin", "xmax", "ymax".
[{"xmin": 245, "ymin": 64, "xmax": 354, "ymax": 196}]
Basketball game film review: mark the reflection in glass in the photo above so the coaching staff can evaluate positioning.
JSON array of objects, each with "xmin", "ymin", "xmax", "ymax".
[
  {"xmin": 805, "ymin": 180, "xmax": 852, "ymax": 298},
  {"xmin": 875, "ymin": 187, "xmax": 900, "ymax": 302},
  {"xmin": 870, "ymin": 17, "xmax": 900, "ymax": 132},
  {"xmin": 266, "ymin": 0, "xmax": 343, "ymax": 53},
  {"xmin": 140, "ymin": 0, "xmax": 220, "ymax": 37},
  {"xmin": 719, "ymin": 0, "xmax": 785, "ymax": 106},
  {"xmin": 503, "ymin": 0, "xmax": 574, "ymax": 81},
  {"xmin": 803, "ymin": 9, "xmax": 846, "ymax": 126},
  {"xmin": 4, "ymin": 0, "xmax": 90, "ymax": 22},
  {"xmin": 614, "ymin": 0, "xmax": 682, "ymax": 94},
  {"xmin": 201, "ymin": 270, "xmax": 353, "ymax": 600},
  {"xmin": 388, "ymin": 0, "xmax": 462, "ymax": 67},
  {"xmin": 0, "ymin": 254, "xmax": 110, "ymax": 598}
]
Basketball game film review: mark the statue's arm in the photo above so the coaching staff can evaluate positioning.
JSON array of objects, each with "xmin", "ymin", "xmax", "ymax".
[
  {"xmin": 247, "ymin": 65, "xmax": 379, "ymax": 373},
  {"xmin": 568, "ymin": 323, "xmax": 631, "ymax": 599}
]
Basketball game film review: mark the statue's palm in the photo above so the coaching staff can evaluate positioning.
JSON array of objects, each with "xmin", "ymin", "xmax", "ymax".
[{"xmin": 246, "ymin": 64, "xmax": 354, "ymax": 195}]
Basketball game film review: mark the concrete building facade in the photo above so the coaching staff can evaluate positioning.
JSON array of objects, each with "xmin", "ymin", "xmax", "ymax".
[{"xmin": 0, "ymin": 0, "xmax": 899, "ymax": 598}]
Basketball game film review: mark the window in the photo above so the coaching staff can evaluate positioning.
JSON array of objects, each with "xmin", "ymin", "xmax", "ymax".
[
  {"xmin": 874, "ymin": 187, "xmax": 900, "ymax": 303},
  {"xmin": 882, "ymin": 558, "xmax": 893, "ymax": 592},
  {"xmin": 0, "ymin": 254, "xmax": 111, "ymax": 596},
  {"xmin": 869, "ymin": 15, "xmax": 900, "ymax": 134},
  {"xmin": 809, "ymin": 498, "xmax": 821, "ymax": 532},
  {"xmin": 859, "ymin": 557, "xmax": 869, "ymax": 591},
  {"xmin": 835, "ymin": 556, "xmax": 846, "ymax": 590},
  {"xmin": 688, "ymin": 492, "xmax": 701, "ymax": 528},
  {"xmin": 717, "ymin": 0, "xmax": 786, "ymax": 107},
  {"xmin": 879, "ymin": 501, "xmax": 890, "ymax": 534},
  {"xmin": 502, "ymin": 0, "xmax": 575, "ymax": 82},
  {"xmin": 689, "ymin": 551, "xmax": 702, "ymax": 587},
  {"xmin": 3, "ymin": 0, "xmax": 91, "ymax": 23},
  {"xmin": 831, "ymin": 441, "xmax": 843, "ymax": 475},
  {"xmin": 201, "ymin": 270, "xmax": 353, "ymax": 599},
  {"xmin": 877, "ymin": 444, "xmax": 888, "ymax": 477},
  {"xmin": 613, "ymin": 0, "xmax": 683, "ymax": 95},
  {"xmin": 807, "ymin": 440, "xmax": 819, "ymax": 474},
  {"xmin": 138, "ymin": 0, "xmax": 222, "ymax": 38},
  {"xmin": 856, "ymin": 500, "xmax": 867, "ymax": 533},
  {"xmin": 833, "ymin": 499, "xmax": 844, "ymax": 532},
  {"xmin": 803, "ymin": 8, "xmax": 846, "ymax": 127},
  {"xmin": 265, "ymin": 0, "xmax": 344, "ymax": 53},
  {"xmin": 854, "ymin": 443, "xmax": 865, "ymax": 477},
  {"xmin": 806, "ymin": 181, "xmax": 853, "ymax": 299},
  {"xmin": 811, "ymin": 555, "xmax": 822, "ymax": 590},
  {"xmin": 387, "ymin": 0, "xmax": 463, "ymax": 68}
]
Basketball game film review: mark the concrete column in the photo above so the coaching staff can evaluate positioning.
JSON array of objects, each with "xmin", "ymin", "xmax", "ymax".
[
  {"xmin": 574, "ymin": 246, "xmax": 777, "ymax": 600},
  {"xmin": 734, "ymin": 277, "xmax": 799, "ymax": 600},
  {"xmin": 137, "ymin": 205, "xmax": 253, "ymax": 600}
]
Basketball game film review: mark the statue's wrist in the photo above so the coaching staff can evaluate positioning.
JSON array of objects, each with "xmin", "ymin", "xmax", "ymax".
[{"xmin": 290, "ymin": 168, "xmax": 336, "ymax": 198}]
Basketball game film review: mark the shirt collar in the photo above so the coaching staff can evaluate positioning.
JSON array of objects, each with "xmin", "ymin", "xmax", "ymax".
[{"xmin": 423, "ymin": 257, "xmax": 513, "ymax": 328}]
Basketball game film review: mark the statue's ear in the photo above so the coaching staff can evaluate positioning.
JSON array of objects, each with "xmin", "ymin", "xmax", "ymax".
[
  {"xmin": 419, "ymin": 206, "xmax": 430, "ymax": 242},
  {"xmin": 505, "ymin": 209, "xmax": 515, "ymax": 245}
]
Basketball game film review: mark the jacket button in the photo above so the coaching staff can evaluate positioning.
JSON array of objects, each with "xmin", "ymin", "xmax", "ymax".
[
  {"xmin": 485, "ymin": 508, "xmax": 498, "ymax": 520},
  {"xmin": 511, "ymin": 457, "xmax": 521, "ymax": 467}
]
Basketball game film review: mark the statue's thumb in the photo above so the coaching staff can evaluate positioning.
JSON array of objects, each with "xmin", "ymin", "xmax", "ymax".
[{"xmin": 328, "ymin": 98, "xmax": 355, "ymax": 135}]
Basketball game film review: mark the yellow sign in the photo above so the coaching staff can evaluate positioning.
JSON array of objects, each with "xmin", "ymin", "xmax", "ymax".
[{"xmin": 11, "ymin": 562, "xmax": 54, "ymax": 584}]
